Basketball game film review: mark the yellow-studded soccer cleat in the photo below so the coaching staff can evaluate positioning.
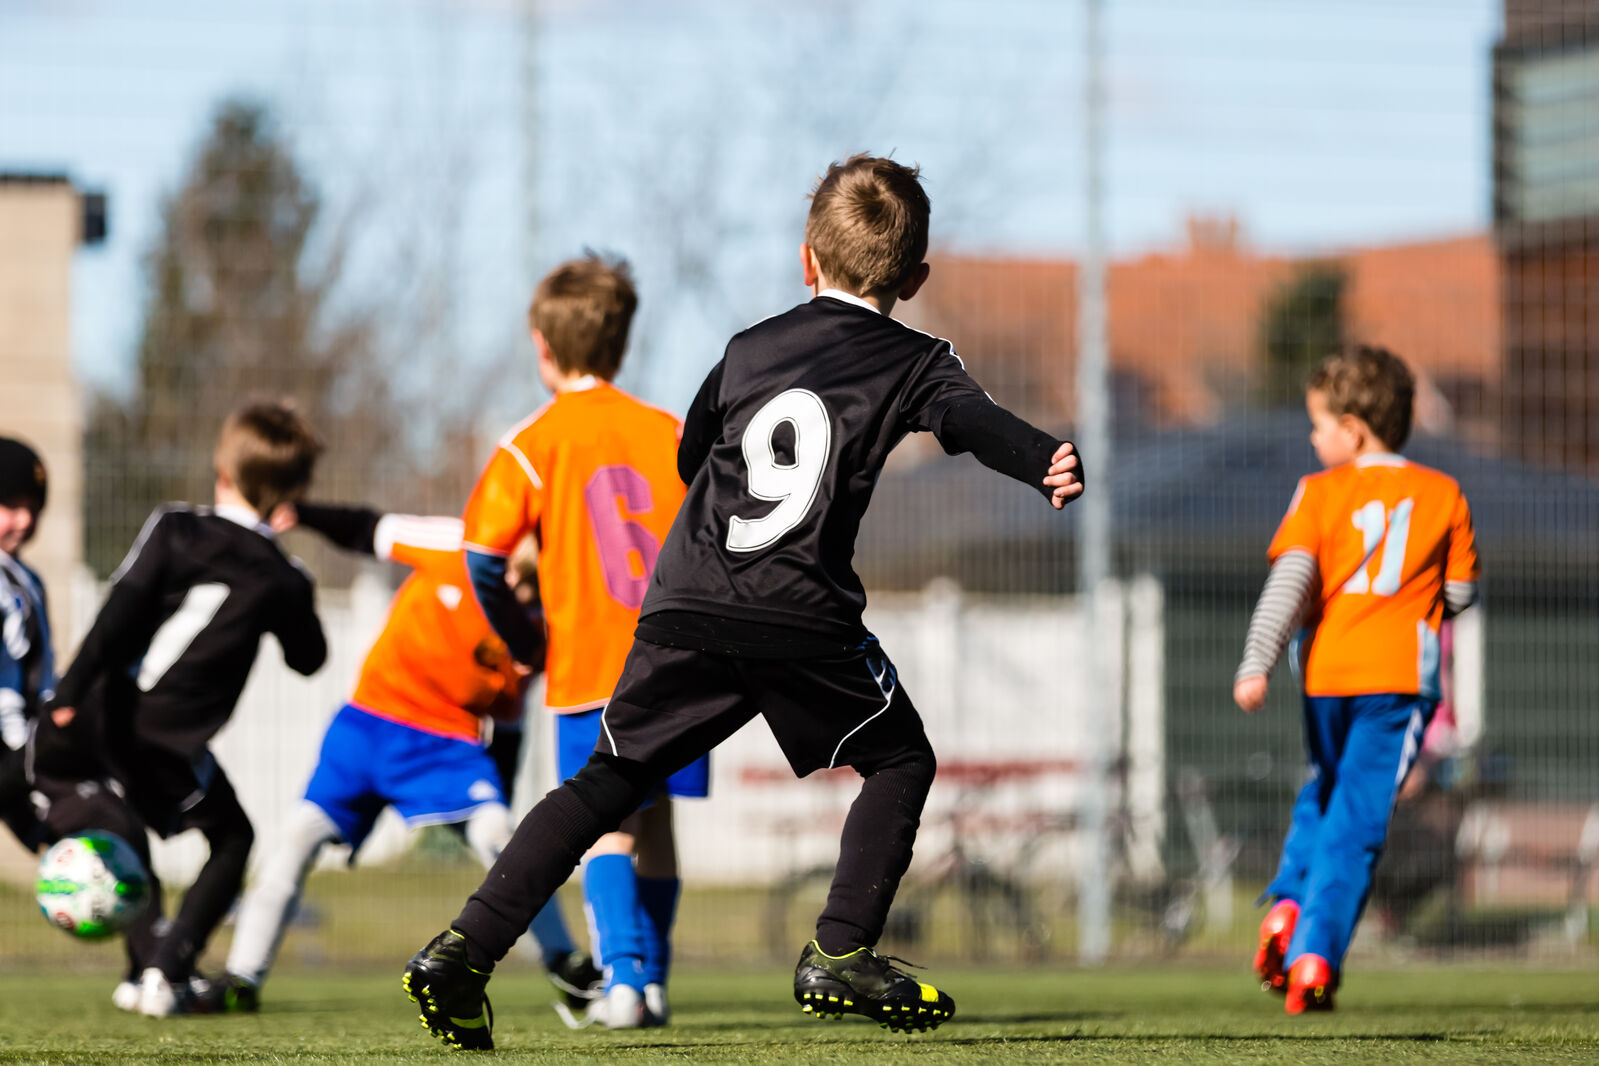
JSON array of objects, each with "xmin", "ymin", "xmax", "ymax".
[
  {"xmin": 403, "ymin": 930, "xmax": 495, "ymax": 1051},
  {"xmin": 793, "ymin": 940, "xmax": 954, "ymax": 1033}
]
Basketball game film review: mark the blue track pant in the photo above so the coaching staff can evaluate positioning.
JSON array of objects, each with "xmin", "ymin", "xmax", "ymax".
[{"xmin": 1265, "ymin": 693, "xmax": 1433, "ymax": 972}]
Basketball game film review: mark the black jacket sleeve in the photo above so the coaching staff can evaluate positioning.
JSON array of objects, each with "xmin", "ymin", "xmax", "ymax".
[
  {"xmin": 936, "ymin": 399, "xmax": 1068, "ymax": 499},
  {"xmin": 293, "ymin": 502, "xmax": 383, "ymax": 556},
  {"xmin": 52, "ymin": 509, "xmax": 172, "ymax": 709},
  {"xmin": 899, "ymin": 343, "xmax": 1072, "ymax": 502},
  {"xmin": 677, "ymin": 359, "xmax": 726, "ymax": 485},
  {"xmin": 271, "ymin": 565, "xmax": 327, "ymax": 677}
]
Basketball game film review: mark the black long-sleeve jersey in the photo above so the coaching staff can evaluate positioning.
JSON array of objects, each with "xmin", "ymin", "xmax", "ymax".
[
  {"xmin": 52, "ymin": 504, "xmax": 326, "ymax": 759},
  {"xmin": 637, "ymin": 292, "xmax": 1070, "ymax": 653}
]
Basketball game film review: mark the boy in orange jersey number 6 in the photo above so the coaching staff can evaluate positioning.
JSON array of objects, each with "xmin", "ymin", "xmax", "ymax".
[{"xmin": 458, "ymin": 255, "xmax": 698, "ymax": 1029}]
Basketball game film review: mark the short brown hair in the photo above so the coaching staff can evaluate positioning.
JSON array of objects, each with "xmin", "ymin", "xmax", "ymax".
[
  {"xmin": 529, "ymin": 254, "xmax": 638, "ymax": 380},
  {"xmin": 805, "ymin": 154, "xmax": 930, "ymax": 297},
  {"xmin": 214, "ymin": 399, "xmax": 323, "ymax": 516},
  {"xmin": 1308, "ymin": 345, "xmax": 1415, "ymax": 451}
]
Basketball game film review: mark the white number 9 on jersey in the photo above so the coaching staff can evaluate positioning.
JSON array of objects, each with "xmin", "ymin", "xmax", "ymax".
[{"xmin": 726, "ymin": 388, "xmax": 832, "ymax": 553}]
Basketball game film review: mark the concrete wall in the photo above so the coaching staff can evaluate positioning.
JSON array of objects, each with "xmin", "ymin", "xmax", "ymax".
[{"xmin": 0, "ymin": 178, "xmax": 84, "ymax": 645}]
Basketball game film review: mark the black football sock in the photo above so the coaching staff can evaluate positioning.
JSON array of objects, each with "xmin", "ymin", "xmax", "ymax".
[
  {"xmin": 452, "ymin": 753, "xmax": 651, "ymax": 972},
  {"xmin": 815, "ymin": 749, "xmax": 936, "ymax": 956},
  {"xmin": 124, "ymin": 868, "xmax": 163, "ymax": 981},
  {"xmin": 487, "ymin": 726, "xmax": 525, "ymax": 801},
  {"xmin": 154, "ymin": 798, "xmax": 252, "ymax": 981}
]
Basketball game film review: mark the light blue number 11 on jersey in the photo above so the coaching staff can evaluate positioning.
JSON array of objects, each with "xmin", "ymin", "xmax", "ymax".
[{"xmin": 1344, "ymin": 497, "xmax": 1414, "ymax": 597}]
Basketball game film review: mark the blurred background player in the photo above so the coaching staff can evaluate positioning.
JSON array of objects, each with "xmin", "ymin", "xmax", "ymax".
[
  {"xmin": 223, "ymin": 502, "xmax": 598, "ymax": 1011},
  {"xmin": 35, "ymin": 399, "xmax": 328, "ymax": 1016},
  {"xmin": 0, "ymin": 437, "xmax": 55, "ymax": 851},
  {"xmin": 1234, "ymin": 346, "xmax": 1480, "ymax": 1014},
  {"xmin": 2, "ymin": 441, "xmax": 164, "ymax": 1010},
  {"xmin": 456, "ymin": 254, "xmax": 696, "ymax": 1030},
  {"xmin": 402, "ymin": 155, "xmax": 1082, "ymax": 1051}
]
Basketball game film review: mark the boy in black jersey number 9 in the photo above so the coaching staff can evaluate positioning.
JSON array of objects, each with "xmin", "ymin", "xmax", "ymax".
[{"xmin": 403, "ymin": 155, "xmax": 1082, "ymax": 1049}]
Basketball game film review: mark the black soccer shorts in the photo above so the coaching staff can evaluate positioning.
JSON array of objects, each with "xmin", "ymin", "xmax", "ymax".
[
  {"xmin": 33, "ymin": 772, "xmax": 152, "ymax": 863},
  {"xmin": 599, "ymin": 636, "xmax": 932, "ymax": 779}
]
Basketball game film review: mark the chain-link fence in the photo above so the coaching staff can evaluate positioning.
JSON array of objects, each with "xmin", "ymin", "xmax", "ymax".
[{"xmin": 1, "ymin": 0, "xmax": 1594, "ymax": 977}]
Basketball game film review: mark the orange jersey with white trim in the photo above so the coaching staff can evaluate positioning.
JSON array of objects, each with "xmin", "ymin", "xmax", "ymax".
[
  {"xmin": 350, "ymin": 515, "xmax": 528, "ymax": 740},
  {"xmin": 1268, "ymin": 454, "xmax": 1479, "ymax": 699},
  {"xmin": 463, "ymin": 382, "xmax": 685, "ymax": 713}
]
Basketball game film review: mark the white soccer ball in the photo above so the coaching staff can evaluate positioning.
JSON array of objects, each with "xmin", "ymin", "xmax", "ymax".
[{"xmin": 35, "ymin": 832, "xmax": 150, "ymax": 940}]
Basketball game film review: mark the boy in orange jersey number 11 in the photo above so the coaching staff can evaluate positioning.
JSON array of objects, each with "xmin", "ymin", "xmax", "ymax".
[
  {"xmin": 456, "ymin": 256, "xmax": 698, "ymax": 1030},
  {"xmin": 1234, "ymin": 346, "xmax": 1479, "ymax": 1014}
]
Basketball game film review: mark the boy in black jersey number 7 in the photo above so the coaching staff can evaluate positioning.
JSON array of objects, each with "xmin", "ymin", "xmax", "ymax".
[{"xmin": 404, "ymin": 155, "xmax": 1083, "ymax": 1049}]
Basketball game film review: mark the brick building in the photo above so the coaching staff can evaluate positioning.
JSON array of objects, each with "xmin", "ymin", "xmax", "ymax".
[{"xmin": 1494, "ymin": 0, "xmax": 1599, "ymax": 471}]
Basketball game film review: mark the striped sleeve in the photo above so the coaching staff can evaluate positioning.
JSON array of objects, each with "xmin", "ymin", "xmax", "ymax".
[
  {"xmin": 1236, "ymin": 550, "xmax": 1318, "ymax": 683},
  {"xmin": 0, "ymin": 568, "xmax": 28, "ymax": 750},
  {"xmin": 1443, "ymin": 580, "xmax": 1478, "ymax": 618}
]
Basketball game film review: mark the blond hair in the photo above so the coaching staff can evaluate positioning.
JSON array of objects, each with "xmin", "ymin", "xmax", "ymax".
[{"xmin": 804, "ymin": 154, "xmax": 930, "ymax": 296}]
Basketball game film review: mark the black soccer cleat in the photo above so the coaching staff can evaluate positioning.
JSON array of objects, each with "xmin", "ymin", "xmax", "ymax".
[
  {"xmin": 547, "ymin": 950, "xmax": 603, "ymax": 1011},
  {"xmin": 403, "ymin": 930, "xmax": 495, "ymax": 1051},
  {"xmin": 793, "ymin": 940, "xmax": 955, "ymax": 1032},
  {"xmin": 221, "ymin": 975, "xmax": 260, "ymax": 1013}
]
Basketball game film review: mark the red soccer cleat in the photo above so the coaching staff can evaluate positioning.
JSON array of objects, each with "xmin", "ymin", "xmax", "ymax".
[
  {"xmin": 1253, "ymin": 899, "xmax": 1299, "ymax": 993},
  {"xmin": 1284, "ymin": 954, "xmax": 1336, "ymax": 1015}
]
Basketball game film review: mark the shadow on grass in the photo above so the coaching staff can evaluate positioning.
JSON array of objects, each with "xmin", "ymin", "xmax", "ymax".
[
  {"xmin": 512, "ymin": 1031, "xmax": 1467, "ymax": 1054},
  {"xmin": 951, "ymin": 1011, "xmax": 1126, "ymax": 1025}
]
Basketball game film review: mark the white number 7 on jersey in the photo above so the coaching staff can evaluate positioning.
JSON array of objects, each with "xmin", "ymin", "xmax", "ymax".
[
  {"xmin": 1344, "ymin": 498, "xmax": 1413, "ymax": 597},
  {"xmin": 727, "ymin": 389, "xmax": 832, "ymax": 553}
]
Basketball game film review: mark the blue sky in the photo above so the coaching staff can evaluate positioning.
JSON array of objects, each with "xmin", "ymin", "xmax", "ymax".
[{"xmin": 0, "ymin": 0, "xmax": 1498, "ymax": 415}]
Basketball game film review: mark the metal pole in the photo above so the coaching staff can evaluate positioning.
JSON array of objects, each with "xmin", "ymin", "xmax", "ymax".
[
  {"xmin": 521, "ymin": 0, "xmax": 542, "ymax": 286},
  {"xmin": 511, "ymin": 0, "xmax": 544, "ymax": 814},
  {"xmin": 1075, "ymin": 0, "xmax": 1113, "ymax": 965}
]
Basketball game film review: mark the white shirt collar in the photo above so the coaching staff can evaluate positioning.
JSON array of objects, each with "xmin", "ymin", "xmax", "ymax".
[
  {"xmin": 1354, "ymin": 452, "xmax": 1407, "ymax": 468},
  {"xmin": 214, "ymin": 503, "xmax": 275, "ymax": 537},
  {"xmin": 816, "ymin": 288, "xmax": 882, "ymax": 315},
  {"xmin": 562, "ymin": 375, "xmax": 600, "ymax": 393}
]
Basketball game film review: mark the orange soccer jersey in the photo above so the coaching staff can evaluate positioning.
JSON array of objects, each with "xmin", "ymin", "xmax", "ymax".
[
  {"xmin": 1268, "ymin": 453, "xmax": 1479, "ymax": 700},
  {"xmin": 349, "ymin": 515, "xmax": 528, "ymax": 741},
  {"xmin": 462, "ymin": 381, "xmax": 685, "ymax": 714}
]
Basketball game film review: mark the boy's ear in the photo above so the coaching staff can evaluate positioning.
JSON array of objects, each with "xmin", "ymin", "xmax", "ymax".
[
  {"xmin": 800, "ymin": 243, "xmax": 821, "ymax": 289},
  {"xmin": 897, "ymin": 262, "xmax": 932, "ymax": 302}
]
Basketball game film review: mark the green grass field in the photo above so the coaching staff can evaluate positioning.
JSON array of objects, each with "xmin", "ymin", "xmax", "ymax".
[{"xmin": 0, "ymin": 966, "xmax": 1596, "ymax": 1064}]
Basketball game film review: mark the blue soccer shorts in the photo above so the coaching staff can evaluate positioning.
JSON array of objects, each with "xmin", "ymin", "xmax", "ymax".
[
  {"xmin": 303, "ymin": 704, "xmax": 506, "ymax": 850},
  {"xmin": 556, "ymin": 707, "xmax": 709, "ymax": 800}
]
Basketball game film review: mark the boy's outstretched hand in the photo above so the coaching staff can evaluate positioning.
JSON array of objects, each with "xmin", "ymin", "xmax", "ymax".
[
  {"xmin": 1045, "ymin": 442, "xmax": 1084, "ymax": 509},
  {"xmin": 269, "ymin": 502, "xmax": 299, "ymax": 534},
  {"xmin": 1234, "ymin": 675, "xmax": 1268, "ymax": 713}
]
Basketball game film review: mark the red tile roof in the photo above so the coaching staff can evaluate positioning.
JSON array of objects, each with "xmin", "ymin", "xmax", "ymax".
[{"xmin": 903, "ymin": 222, "xmax": 1498, "ymax": 430}]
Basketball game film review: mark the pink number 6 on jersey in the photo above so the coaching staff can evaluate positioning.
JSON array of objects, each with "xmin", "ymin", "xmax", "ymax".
[{"xmin": 584, "ymin": 465, "xmax": 660, "ymax": 609}]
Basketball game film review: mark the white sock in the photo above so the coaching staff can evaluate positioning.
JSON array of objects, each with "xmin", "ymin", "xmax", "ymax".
[{"xmin": 224, "ymin": 801, "xmax": 340, "ymax": 987}]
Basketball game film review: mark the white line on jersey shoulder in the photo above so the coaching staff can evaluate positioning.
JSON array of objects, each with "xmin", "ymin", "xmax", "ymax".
[{"xmin": 496, "ymin": 402, "xmax": 555, "ymax": 490}]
